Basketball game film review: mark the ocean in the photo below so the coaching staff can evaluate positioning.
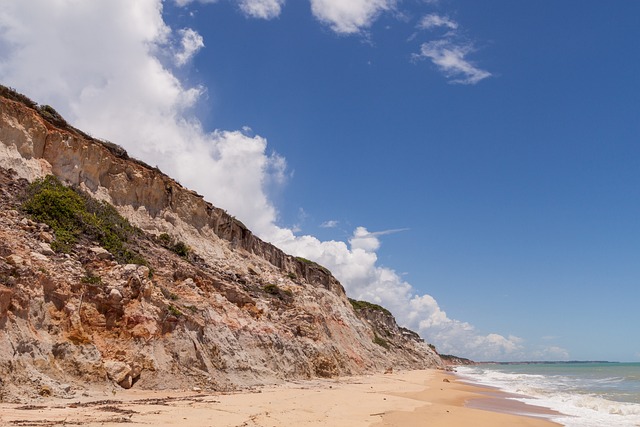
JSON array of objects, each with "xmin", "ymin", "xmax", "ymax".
[{"xmin": 456, "ymin": 363, "xmax": 640, "ymax": 427}]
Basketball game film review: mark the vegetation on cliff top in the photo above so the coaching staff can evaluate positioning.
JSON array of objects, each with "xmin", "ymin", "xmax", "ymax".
[
  {"xmin": 22, "ymin": 175, "xmax": 145, "ymax": 265},
  {"xmin": 295, "ymin": 256, "xmax": 331, "ymax": 274},
  {"xmin": 0, "ymin": 84, "xmax": 38, "ymax": 109},
  {"xmin": 348, "ymin": 298, "xmax": 392, "ymax": 316}
]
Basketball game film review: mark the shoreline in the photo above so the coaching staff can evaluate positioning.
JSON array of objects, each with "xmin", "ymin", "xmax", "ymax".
[
  {"xmin": 0, "ymin": 369, "xmax": 562, "ymax": 426},
  {"xmin": 374, "ymin": 370, "xmax": 562, "ymax": 427}
]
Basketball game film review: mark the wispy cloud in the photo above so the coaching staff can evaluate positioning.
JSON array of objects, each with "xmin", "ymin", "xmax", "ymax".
[
  {"xmin": 320, "ymin": 220, "xmax": 339, "ymax": 228},
  {"xmin": 174, "ymin": 0, "xmax": 219, "ymax": 6},
  {"xmin": 349, "ymin": 227, "xmax": 408, "ymax": 251},
  {"xmin": 414, "ymin": 13, "xmax": 491, "ymax": 85},
  {"xmin": 368, "ymin": 227, "xmax": 410, "ymax": 236},
  {"xmin": 416, "ymin": 39, "xmax": 491, "ymax": 85},
  {"xmin": 418, "ymin": 13, "xmax": 458, "ymax": 30}
]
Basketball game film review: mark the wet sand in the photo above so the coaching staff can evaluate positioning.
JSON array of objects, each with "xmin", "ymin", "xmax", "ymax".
[{"xmin": 374, "ymin": 370, "xmax": 562, "ymax": 427}]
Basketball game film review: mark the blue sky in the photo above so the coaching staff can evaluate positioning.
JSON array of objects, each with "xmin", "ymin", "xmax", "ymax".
[{"xmin": 1, "ymin": 0, "xmax": 639, "ymax": 362}]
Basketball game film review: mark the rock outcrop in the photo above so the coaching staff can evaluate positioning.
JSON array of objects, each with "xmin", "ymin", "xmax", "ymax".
[{"xmin": 0, "ymin": 86, "xmax": 443, "ymax": 402}]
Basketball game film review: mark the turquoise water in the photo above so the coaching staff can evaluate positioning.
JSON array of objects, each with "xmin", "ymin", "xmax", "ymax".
[{"xmin": 457, "ymin": 363, "xmax": 640, "ymax": 426}]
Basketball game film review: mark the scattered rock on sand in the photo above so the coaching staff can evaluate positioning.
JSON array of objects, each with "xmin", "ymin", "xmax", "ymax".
[{"xmin": 104, "ymin": 361, "xmax": 133, "ymax": 389}]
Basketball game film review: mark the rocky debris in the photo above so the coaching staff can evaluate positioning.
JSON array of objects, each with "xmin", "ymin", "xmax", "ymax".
[
  {"xmin": 0, "ymin": 286, "xmax": 12, "ymax": 314},
  {"xmin": 38, "ymin": 242, "xmax": 55, "ymax": 256},
  {"xmin": 90, "ymin": 247, "xmax": 112, "ymax": 260},
  {"xmin": 6, "ymin": 254, "xmax": 24, "ymax": 266},
  {"xmin": 104, "ymin": 361, "xmax": 137, "ymax": 389},
  {"xmin": 0, "ymin": 88, "xmax": 444, "ymax": 401}
]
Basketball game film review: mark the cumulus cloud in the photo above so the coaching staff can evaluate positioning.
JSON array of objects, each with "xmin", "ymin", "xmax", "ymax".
[
  {"xmin": 273, "ymin": 227, "xmax": 524, "ymax": 360},
  {"xmin": 175, "ymin": 28, "xmax": 205, "ymax": 66},
  {"xmin": 418, "ymin": 13, "xmax": 458, "ymax": 30},
  {"xmin": 415, "ymin": 39, "xmax": 491, "ymax": 84},
  {"xmin": 0, "ymin": 0, "xmax": 283, "ymax": 238},
  {"xmin": 309, "ymin": 0, "xmax": 396, "ymax": 34},
  {"xmin": 0, "ymin": 0, "xmax": 506, "ymax": 360},
  {"xmin": 239, "ymin": 0, "xmax": 286, "ymax": 19}
]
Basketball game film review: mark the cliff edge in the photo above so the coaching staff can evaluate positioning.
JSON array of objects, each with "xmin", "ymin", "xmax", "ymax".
[{"xmin": 0, "ymin": 86, "xmax": 443, "ymax": 402}]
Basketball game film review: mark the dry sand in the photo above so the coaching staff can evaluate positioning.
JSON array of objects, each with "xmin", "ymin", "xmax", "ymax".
[{"xmin": 0, "ymin": 370, "xmax": 562, "ymax": 426}]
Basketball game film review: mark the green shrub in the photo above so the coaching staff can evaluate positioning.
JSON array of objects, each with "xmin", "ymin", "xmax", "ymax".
[
  {"xmin": 373, "ymin": 334, "xmax": 390, "ymax": 349},
  {"xmin": 81, "ymin": 274, "xmax": 102, "ymax": 285},
  {"xmin": 295, "ymin": 257, "xmax": 331, "ymax": 274},
  {"xmin": 157, "ymin": 233, "xmax": 190, "ymax": 258},
  {"xmin": 160, "ymin": 287, "xmax": 179, "ymax": 301},
  {"xmin": 263, "ymin": 283, "xmax": 279, "ymax": 295},
  {"xmin": 348, "ymin": 298, "xmax": 392, "ymax": 316},
  {"xmin": 37, "ymin": 104, "xmax": 67, "ymax": 127},
  {"xmin": 158, "ymin": 233, "xmax": 172, "ymax": 246},
  {"xmin": 172, "ymin": 241, "xmax": 190, "ymax": 257},
  {"xmin": 263, "ymin": 283, "xmax": 293, "ymax": 299},
  {"xmin": 167, "ymin": 304, "xmax": 182, "ymax": 317},
  {"xmin": 22, "ymin": 175, "xmax": 145, "ymax": 264},
  {"xmin": 0, "ymin": 84, "xmax": 38, "ymax": 109}
]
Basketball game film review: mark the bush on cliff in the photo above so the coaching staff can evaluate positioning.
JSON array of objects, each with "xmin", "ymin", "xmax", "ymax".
[
  {"xmin": 22, "ymin": 175, "xmax": 145, "ymax": 264},
  {"xmin": 157, "ymin": 233, "xmax": 190, "ymax": 258},
  {"xmin": 348, "ymin": 298, "xmax": 392, "ymax": 316}
]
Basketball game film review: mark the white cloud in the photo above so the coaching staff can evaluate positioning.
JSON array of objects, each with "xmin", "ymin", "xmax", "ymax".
[
  {"xmin": 418, "ymin": 13, "xmax": 458, "ymax": 30},
  {"xmin": 320, "ymin": 220, "xmax": 339, "ymax": 228},
  {"xmin": 413, "ymin": 12, "xmax": 491, "ymax": 85},
  {"xmin": 239, "ymin": 0, "xmax": 286, "ymax": 19},
  {"xmin": 309, "ymin": 0, "xmax": 396, "ymax": 34},
  {"xmin": 273, "ymin": 227, "xmax": 524, "ymax": 361},
  {"xmin": 175, "ymin": 28, "xmax": 204, "ymax": 66},
  {"xmin": 350, "ymin": 226, "xmax": 382, "ymax": 252},
  {"xmin": 174, "ymin": 0, "xmax": 218, "ymax": 6},
  {"xmin": 0, "ymin": 0, "xmax": 283, "ymax": 239},
  {"xmin": 174, "ymin": 0, "xmax": 285, "ymax": 20},
  {"xmin": 348, "ymin": 227, "xmax": 408, "ymax": 252},
  {"xmin": 0, "ymin": 0, "xmax": 507, "ymax": 360},
  {"xmin": 415, "ymin": 39, "xmax": 491, "ymax": 85}
]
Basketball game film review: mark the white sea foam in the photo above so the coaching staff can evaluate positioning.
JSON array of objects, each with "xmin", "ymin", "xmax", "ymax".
[{"xmin": 457, "ymin": 365, "xmax": 640, "ymax": 427}]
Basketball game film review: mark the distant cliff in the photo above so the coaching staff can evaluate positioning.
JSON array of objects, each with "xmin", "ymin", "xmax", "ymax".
[{"xmin": 0, "ymin": 86, "xmax": 443, "ymax": 402}]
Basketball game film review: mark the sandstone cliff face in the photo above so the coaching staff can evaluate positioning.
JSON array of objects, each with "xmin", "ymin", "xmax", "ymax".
[{"xmin": 0, "ymin": 89, "xmax": 442, "ymax": 401}]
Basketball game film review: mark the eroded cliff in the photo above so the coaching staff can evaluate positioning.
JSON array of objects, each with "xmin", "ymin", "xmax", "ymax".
[{"xmin": 0, "ymin": 87, "xmax": 443, "ymax": 402}]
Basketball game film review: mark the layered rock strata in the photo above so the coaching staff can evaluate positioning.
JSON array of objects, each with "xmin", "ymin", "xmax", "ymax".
[{"xmin": 0, "ymin": 88, "xmax": 442, "ymax": 401}]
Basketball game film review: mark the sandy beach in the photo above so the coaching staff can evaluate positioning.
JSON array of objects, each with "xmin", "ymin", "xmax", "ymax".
[{"xmin": 0, "ymin": 369, "xmax": 562, "ymax": 426}]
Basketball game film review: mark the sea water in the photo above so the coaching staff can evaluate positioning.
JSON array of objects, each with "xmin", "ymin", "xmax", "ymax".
[{"xmin": 456, "ymin": 363, "xmax": 640, "ymax": 427}]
